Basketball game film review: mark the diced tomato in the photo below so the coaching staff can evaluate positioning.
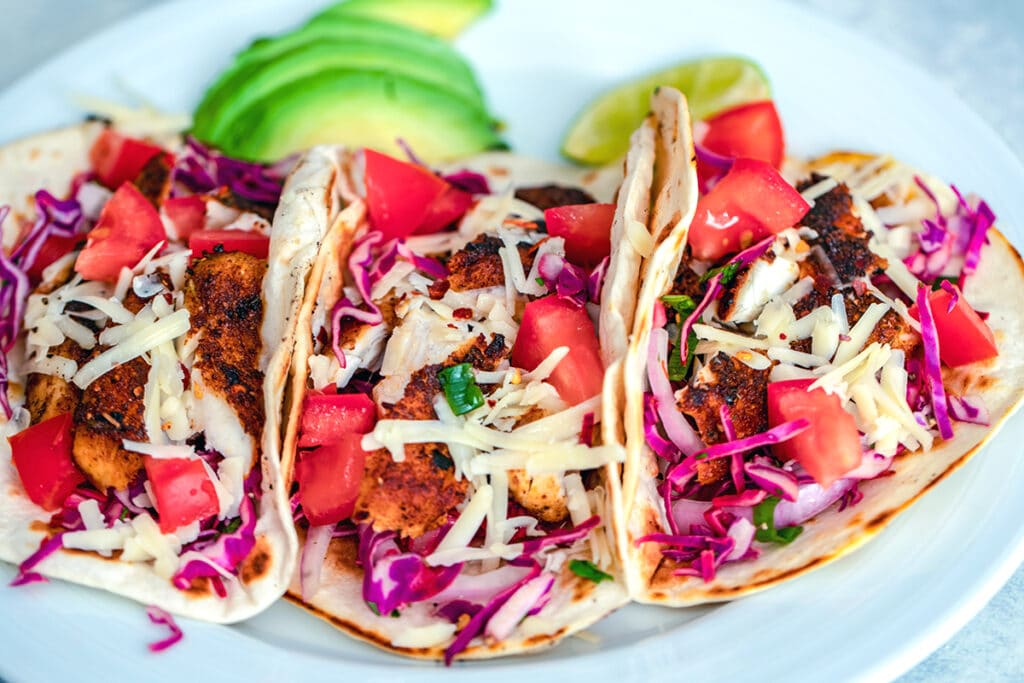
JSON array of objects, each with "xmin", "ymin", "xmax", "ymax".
[
  {"xmin": 144, "ymin": 457, "xmax": 220, "ymax": 534},
  {"xmin": 298, "ymin": 391, "xmax": 377, "ymax": 449},
  {"xmin": 189, "ymin": 229, "xmax": 269, "ymax": 259},
  {"xmin": 688, "ymin": 158, "xmax": 810, "ymax": 261},
  {"xmin": 908, "ymin": 288, "xmax": 998, "ymax": 367},
  {"xmin": 416, "ymin": 184, "xmax": 474, "ymax": 235},
  {"xmin": 163, "ymin": 196, "xmax": 207, "ymax": 239},
  {"xmin": 27, "ymin": 234, "xmax": 83, "ymax": 281},
  {"xmin": 544, "ymin": 203, "xmax": 615, "ymax": 269},
  {"xmin": 9, "ymin": 413, "xmax": 84, "ymax": 511},
  {"xmin": 364, "ymin": 149, "xmax": 449, "ymax": 239},
  {"xmin": 89, "ymin": 129, "xmax": 165, "ymax": 190},
  {"xmin": 295, "ymin": 441, "xmax": 367, "ymax": 526},
  {"xmin": 767, "ymin": 379, "xmax": 862, "ymax": 489},
  {"xmin": 699, "ymin": 101, "xmax": 785, "ymax": 182},
  {"xmin": 74, "ymin": 183, "xmax": 166, "ymax": 282},
  {"xmin": 511, "ymin": 296, "xmax": 604, "ymax": 406}
]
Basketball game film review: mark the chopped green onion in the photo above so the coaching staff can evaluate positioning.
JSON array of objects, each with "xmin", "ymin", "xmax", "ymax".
[
  {"xmin": 752, "ymin": 496, "xmax": 803, "ymax": 544},
  {"xmin": 569, "ymin": 559, "xmax": 613, "ymax": 583},
  {"xmin": 438, "ymin": 363, "xmax": 485, "ymax": 415}
]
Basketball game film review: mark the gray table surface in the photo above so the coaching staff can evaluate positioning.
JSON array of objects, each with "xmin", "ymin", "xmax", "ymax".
[{"xmin": 1, "ymin": 1, "xmax": 1022, "ymax": 680}]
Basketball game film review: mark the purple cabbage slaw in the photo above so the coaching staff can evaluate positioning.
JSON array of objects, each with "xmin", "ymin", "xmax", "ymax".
[
  {"xmin": 146, "ymin": 606, "xmax": 184, "ymax": 653},
  {"xmin": 0, "ymin": 193, "xmax": 87, "ymax": 418},
  {"xmin": 171, "ymin": 137, "xmax": 286, "ymax": 205}
]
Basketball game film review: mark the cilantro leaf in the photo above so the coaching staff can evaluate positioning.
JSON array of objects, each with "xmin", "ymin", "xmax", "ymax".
[
  {"xmin": 660, "ymin": 294, "xmax": 697, "ymax": 317},
  {"xmin": 667, "ymin": 330, "xmax": 699, "ymax": 381},
  {"xmin": 700, "ymin": 262, "xmax": 741, "ymax": 285},
  {"xmin": 569, "ymin": 559, "xmax": 613, "ymax": 583},
  {"xmin": 752, "ymin": 496, "xmax": 803, "ymax": 545}
]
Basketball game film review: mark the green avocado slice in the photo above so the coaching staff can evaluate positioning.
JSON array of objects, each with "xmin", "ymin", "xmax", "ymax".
[
  {"xmin": 219, "ymin": 69, "xmax": 506, "ymax": 163},
  {"xmin": 313, "ymin": 0, "xmax": 494, "ymax": 39},
  {"xmin": 193, "ymin": 38, "xmax": 487, "ymax": 142}
]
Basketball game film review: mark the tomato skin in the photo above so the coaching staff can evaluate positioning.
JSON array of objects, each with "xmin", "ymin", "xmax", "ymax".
[
  {"xmin": 511, "ymin": 296, "xmax": 604, "ymax": 406},
  {"xmin": 9, "ymin": 413, "xmax": 85, "ymax": 511},
  {"xmin": 544, "ymin": 203, "xmax": 615, "ymax": 269},
  {"xmin": 144, "ymin": 457, "xmax": 220, "ymax": 534},
  {"xmin": 163, "ymin": 196, "xmax": 207, "ymax": 239},
  {"xmin": 364, "ymin": 149, "xmax": 449, "ymax": 240},
  {"xmin": 89, "ymin": 129, "xmax": 165, "ymax": 190},
  {"xmin": 298, "ymin": 392, "xmax": 377, "ymax": 449},
  {"xmin": 74, "ymin": 183, "xmax": 166, "ymax": 282},
  {"xmin": 689, "ymin": 158, "xmax": 810, "ymax": 261},
  {"xmin": 295, "ymin": 441, "xmax": 367, "ymax": 526},
  {"xmin": 27, "ymin": 234, "xmax": 83, "ymax": 281},
  {"xmin": 415, "ymin": 185, "xmax": 474, "ymax": 235},
  {"xmin": 908, "ymin": 289, "xmax": 998, "ymax": 367},
  {"xmin": 767, "ymin": 379, "xmax": 862, "ymax": 489},
  {"xmin": 189, "ymin": 229, "xmax": 269, "ymax": 259},
  {"xmin": 701, "ymin": 101, "xmax": 785, "ymax": 168}
]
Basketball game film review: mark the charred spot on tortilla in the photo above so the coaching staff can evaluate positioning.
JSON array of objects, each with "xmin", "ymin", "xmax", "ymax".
[
  {"xmin": 513, "ymin": 184, "xmax": 597, "ymax": 211},
  {"xmin": 239, "ymin": 536, "xmax": 272, "ymax": 585}
]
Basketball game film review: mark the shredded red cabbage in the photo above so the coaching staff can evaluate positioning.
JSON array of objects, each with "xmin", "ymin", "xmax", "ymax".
[
  {"xmin": 518, "ymin": 515, "xmax": 599, "ymax": 556},
  {"xmin": 145, "ymin": 605, "xmax": 184, "ymax": 653},
  {"xmin": 949, "ymin": 394, "xmax": 991, "ymax": 426},
  {"xmin": 444, "ymin": 560, "xmax": 541, "ymax": 665},
  {"xmin": 172, "ymin": 137, "xmax": 285, "ymax": 205},
  {"xmin": 537, "ymin": 252, "xmax": 590, "ymax": 305},
  {"xmin": 172, "ymin": 491, "xmax": 257, "ymax": 592},
  {"xmin": 357, "ymin": 524, "xmax": 462, "ymax": 616},
  {"xmin": 330, "ymin": 231, "xmax": 385, "ymax": 367},
  {"xmin": 10, "ymin": 533, "xmax": 64, "ymax": 587},
  {"xmin": 647, "ymin": 327, "xmax": 704, "ymax": 456},
  {"xmin": 743, "ymin": 462, "xmax": 799, "ymax": 502},
  {"xmin": 915, "ymin": 285, "xmax": 954, "ymax": 439},
  {"xmin": 643, "ymin": 393, "xmax": 680, "ymax": 460},
  {"xmin": 484, "ymin": 572, "xmax": 555, "ymax": 642},
  {"xmin": 578, "ymin": 411, "xmax": 595, "ymax": 446}
]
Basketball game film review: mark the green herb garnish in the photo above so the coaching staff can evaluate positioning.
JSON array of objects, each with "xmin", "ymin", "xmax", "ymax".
[
  {"xmin": 752, "ymin": 496, "xmax": 803, "ymax": 544},
  {"xmin": 667, "ymin": 330, "xmax": 699, "ymax": 381},
  {"xmin": 931, "ymin": 275, "xmax": 958, "ymax": 291},
  {"xmin": 222, "ymin": 517, "xmax": 242, "ymax": 534},
  {"xmin": 119, "ymin": 508, "xmax": 131, "ymax": 522},
  {"xmin": 536, "ymin": 276, "xmax": 546, "ymax": 286},
  {"xmin": 660, "ymin": 293, "xmax": 697, "ymax": 317},
  {"xmin": 569, "ymin": 559, "xmax": 613, "ymax": 583},
  {"xmin": 367, "ymin": 601, "xmax": 380, "ymax": 616},
  {"xmin": 438, "ymin": 362, "xmax": 485, "ymax": 415},
  {"xmin": 700, "ymin": 261, "xmax": 740, "ymax": 285}
]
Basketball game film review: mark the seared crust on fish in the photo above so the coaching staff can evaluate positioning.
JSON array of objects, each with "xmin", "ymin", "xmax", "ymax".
[
  {"xmin": 507, "ymin": 470, "xmax": 569, "ymax": 523},
  {"xmin": 514, "ymin": 184, "xmax": 596, "ymax": 211},
  {"xmin": 26, "ymin": 338, "xmax": 84, "ymax": 425},
  {"xmin": 798, "ymin": 178, "xmax": 887, "ymax": 283},
  {"xmin": 184, "ymin": 251, "xmax": 267, "ymax": 441},
  {"xmin": 355, "ymin": 334, "xmax": 508, "ymax": 537},
  {"xmin": 133, "ymin": 152, "xmax": 172, "ymax": 207},
  {"xmin": 446, "ymin": 234, "xmax": 538, "ymax": 292},
  {"xmin": 71, "ymin": 356, "xmax": 149, "ymax": 491},
  {"xmin": 677, "ymin": 352, "xmax": 771, "ymax": 446}
]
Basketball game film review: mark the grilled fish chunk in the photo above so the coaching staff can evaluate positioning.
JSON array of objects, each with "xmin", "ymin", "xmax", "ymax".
[
  {"xmin": 717, "ymin": 252, "xmax": 799, "ymax": 323},
  {"xmin": 507, "ymin": 470, "xmax": 568, "ymax": 523},
  {"xmin": 26, "ymin": 338, "xmax": 85, "ymax": 425},
  {"xmin": 797, "ymin": 177, "xmax": 887, "ymax": 284},
  {"xmin": 71, "ymin": 355, "xmax": 149, "ymax": 491},
  {"xmin": 356, "ymin": 334, "xmax": 508, "ymax": 538},
  {"xmin": 184, "ymin": 252, "xmax": 267, "ymax": 452},
  {"xmin": 677, "ymin": 353, "xmax": 771, "ymax": 446},
  {"xmin": 514, "ymin": 184, "xmax": 596, "ymax": 211},
  {"xmin": 446, "ymin": 234, "xmax": 538, "ymax": 292}
]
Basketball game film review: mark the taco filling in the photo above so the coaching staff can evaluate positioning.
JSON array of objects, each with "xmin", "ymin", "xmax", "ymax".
[
  {"xmin": 639, "ymin": 134, "xmax": 1001, "ymax": 582},
  {"xmin": 0, "ymin": 127, "xmax": 290, "ymax": 600},
  {"xmin": 287, "ymin": 149, "xmax": 626, "ymax": 662}
]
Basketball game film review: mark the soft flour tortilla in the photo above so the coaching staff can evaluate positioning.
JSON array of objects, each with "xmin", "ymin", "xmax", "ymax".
[
  {"xmin": 282, "ymin": 150, "xmax": 633, "ymax": 659},
  {"xmin": 0, "ymin": 127, "xmax": 342, "ymax": 622},
  {"xmin": 616, "ymin": 93, "xmax": 1024, "ymax": 605}
]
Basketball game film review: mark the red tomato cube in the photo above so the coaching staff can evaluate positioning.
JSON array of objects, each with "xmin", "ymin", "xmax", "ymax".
[
  {"xmin": 89, "ymin": 129, "xmax": 165, "ymax": 190},
  {"xmin": 295, "ymin": 441, "xmax": 367, "ymax": 527},
  {"xmin": 767, "ymin": 379, "xmax": 862, "ymax": 489},
  {"xmin": 511, "ymin": 296, "xmax": 604, "ymax": 406},
  {"xmin": 908, "ymin": 288, "xmax": 998, "ymax": 367},
  {"xmin": 544, "ymin": 203, "xmax": 615, "ymax": 269},
  {"xmin": 298, "ymin": 392, "xmax": 377, "ymax": 449},
  {"xmin": 189, "ymin": 229, "xmax": 270, "ymax": 260},
  {"xmin": 74, "ymin": 183, "xmax": 167, "ymax": 283},
  {"xmin": 363, "ymin": 149, "xmax": 449, "ymax": 240},
  {"xmin": 9, "ymin": 413, "xmax": 84, "ymax": 510},
  {"xmin": 144, "ymin": 457, "xmax": 220, "ymax": 534}
]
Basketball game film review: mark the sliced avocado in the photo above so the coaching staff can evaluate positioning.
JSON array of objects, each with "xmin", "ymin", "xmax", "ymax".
[
  {"xmin": 193, "ymin": 38, "xmax": 486, "ymax": 142},
  {"xmin": 314, "ymin": 0, "xmax": 493, "ymax": 39},
  {"xmin": 220, "ymin": 70, "xmax": 505, "ymax": 163}
]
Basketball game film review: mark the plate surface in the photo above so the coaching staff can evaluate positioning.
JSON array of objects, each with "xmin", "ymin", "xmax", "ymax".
[{"xmin": 2, "ymin": 1, "xmax": 1024, "ymax": 681}]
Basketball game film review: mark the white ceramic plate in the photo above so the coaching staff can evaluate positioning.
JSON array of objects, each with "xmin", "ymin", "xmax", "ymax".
[{"xmin": 2, "ymin": 1, "xmax": 1024, "ymax": 681}]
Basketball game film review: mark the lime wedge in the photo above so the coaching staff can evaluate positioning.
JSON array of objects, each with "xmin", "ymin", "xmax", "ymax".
[{"xmin": 561, "ymin": 56, "xmax": 771, "ymax": 165}]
